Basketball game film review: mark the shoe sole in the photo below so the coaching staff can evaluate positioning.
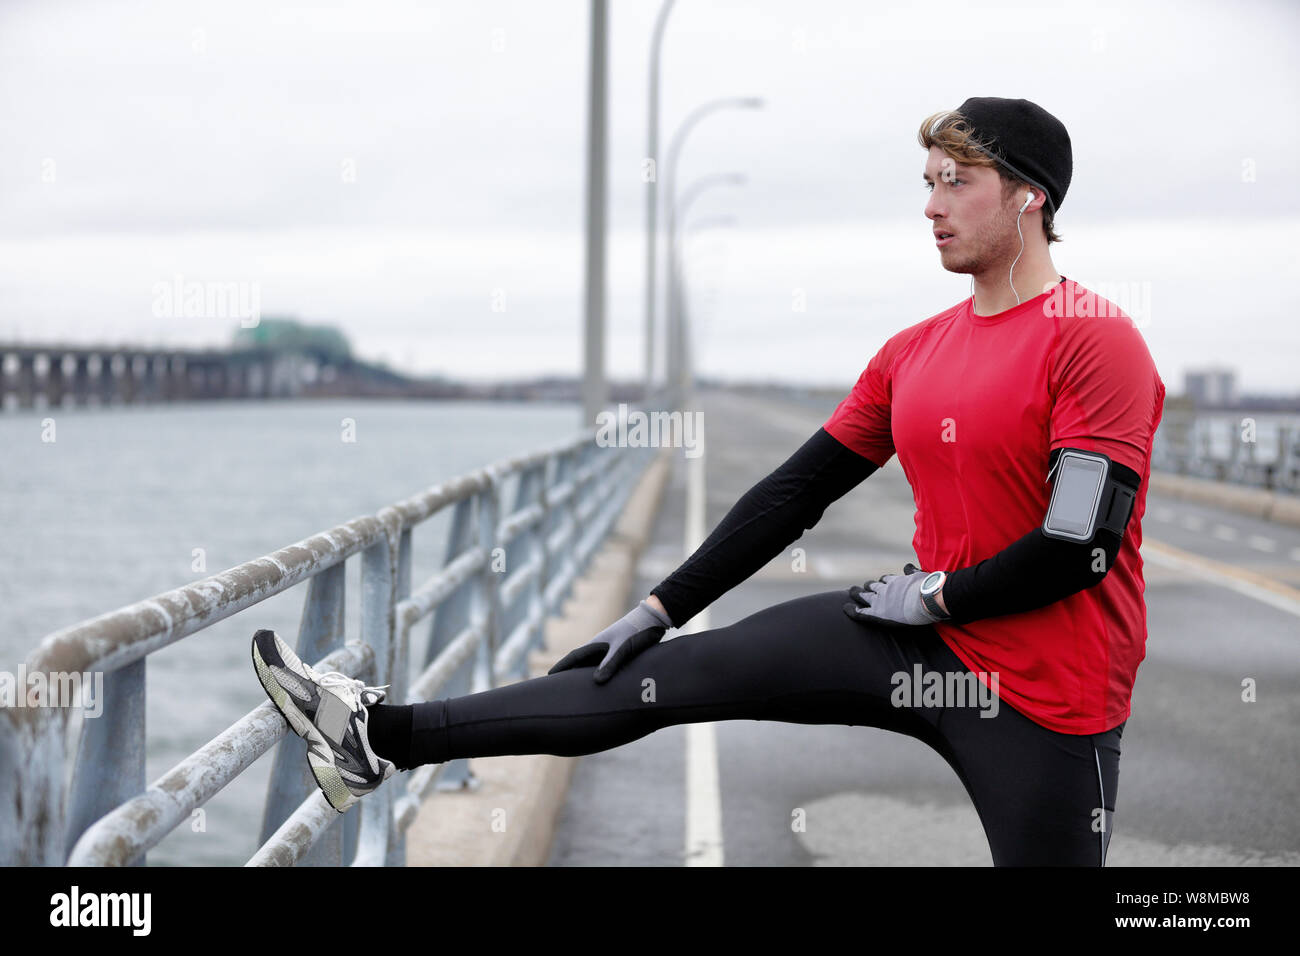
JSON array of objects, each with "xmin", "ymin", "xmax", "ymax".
[{"xmin": 251, "ymin": 637, "xmax": 358, "ymax": 813}]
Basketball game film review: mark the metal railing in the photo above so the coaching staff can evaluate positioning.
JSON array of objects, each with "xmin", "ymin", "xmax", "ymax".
[
  {"xmin": 0, "ymin": 419, "xmax": 659, "ymax": 866},
  {"xmin": 1152, "ymin": 409, "xmax": 1300, "ymax": 493}
]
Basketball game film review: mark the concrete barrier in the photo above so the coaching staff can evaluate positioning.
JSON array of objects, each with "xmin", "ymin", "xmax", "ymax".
[
  {"xmin": 1149, "ymin": 470, "xmax": 1300, "ymax": 529},
  {"xmin": 404, "ymin": 445, "xmax": 673, "ymax": 866}
]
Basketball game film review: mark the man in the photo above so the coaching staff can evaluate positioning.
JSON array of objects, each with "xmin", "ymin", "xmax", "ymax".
[{"xmin": 253, "ymin": 97, "xmax": 1166, "ymax": 866}]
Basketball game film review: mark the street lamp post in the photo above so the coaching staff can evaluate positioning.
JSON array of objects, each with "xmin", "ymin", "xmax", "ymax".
[
  {"xmin": 670, "ymin": 176, "xmax": 745, "ymax": 403},
  {"xmin": 581, "ymin": 0, "xmax": 608, "ymax": 428},
  {"xmin": 677, "ymin": 215, "xmax": 737, "ymax": 385},
  {"xmin": 662, "ymin": 96, "xmax": 762, "ymax": 409},
  {"xmin": 642, "ymin": 0, "xmax": 677, "ymax": 407}
]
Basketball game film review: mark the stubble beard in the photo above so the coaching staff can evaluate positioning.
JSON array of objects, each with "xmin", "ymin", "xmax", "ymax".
[{"xmin": 939, "ymin": 201, "xmax": 1021, "ymax": 279}]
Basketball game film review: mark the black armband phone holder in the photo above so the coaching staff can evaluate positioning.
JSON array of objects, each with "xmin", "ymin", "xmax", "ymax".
[{"xmin": 1042, "ymin": 448, "xmax": 1138, "ymax": 543}]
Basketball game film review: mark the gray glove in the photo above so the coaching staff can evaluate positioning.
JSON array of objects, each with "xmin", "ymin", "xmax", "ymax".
[
  {"xmin": 548, "ymin": 599, "xmax": 675, "ymax": 684},
  {"xmin": 843, "ymin": 562, "xmax": 944, "ymax": 628}
]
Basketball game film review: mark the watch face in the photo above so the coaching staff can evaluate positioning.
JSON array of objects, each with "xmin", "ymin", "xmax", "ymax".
[{"xmin": 922, "ymin": 571, "xmax": 943, "ymax": 592}]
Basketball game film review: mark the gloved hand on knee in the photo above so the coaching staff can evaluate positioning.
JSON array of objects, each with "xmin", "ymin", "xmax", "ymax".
[
  {"xmin": 548, "ymin": 599, "xmax": 675, "ymax": 684},
  {"xmin": 843, "ymin": 562, "xmax": 945, "ymax": 627}
]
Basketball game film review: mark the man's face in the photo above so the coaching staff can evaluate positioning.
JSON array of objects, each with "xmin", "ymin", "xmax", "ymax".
[{"xmin": 923, "ymin": 145, "xmax": 1021, "ymax": 276}]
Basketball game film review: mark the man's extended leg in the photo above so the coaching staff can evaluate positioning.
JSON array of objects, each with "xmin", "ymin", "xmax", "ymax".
[
  {"xmin": 364, "ymin": 587, "xmax": 1126, "ymax": 865},
  {"xmin": 367, "ymin": 588, "xmax": 954, "ymax": 769}
]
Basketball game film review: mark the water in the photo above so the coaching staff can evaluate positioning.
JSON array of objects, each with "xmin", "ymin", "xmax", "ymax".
[{"xmin": 0, "ymin": 398, "xmax": 584, "ymax": 865}]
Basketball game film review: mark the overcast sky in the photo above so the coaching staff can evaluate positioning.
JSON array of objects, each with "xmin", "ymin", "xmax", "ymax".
[{"xmin": 1, "ymin": 0, "xmax": 1297, "ymax": 393}]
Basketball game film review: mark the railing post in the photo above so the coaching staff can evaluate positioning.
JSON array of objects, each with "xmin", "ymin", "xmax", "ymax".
[
  {"xmin": 383, "ymin": 524, "xmax": 413, "ymax": 867},
  {"xmin": 1226, "ymin": 417, "xmax": 1244, "ymax": 484},
  {"xmin": 524, "ymin": 462, "xmax": 549, "ymax": 665},
  {"xmin": 555, "ymin": 447, "xmax": 580, "ymax": 610},
  {"xmin": 538, "ymin": 453, "xmax": 557, "ymax": 638},
  {"xmin": 66, "ymin": 659, "xmax": 146, "ymax": 863},
  {"xmin": 389, "ymin": 526, "xmax": 413, "ymax": 706},
  {"xmin": 571, "ymin": 440, "xmax": 597, "ymax": 569},
  {"xmin": 260, "ymin": 561, "xmax": 346, "ymax": 863},
  {"xmin": 1282, "ymin": 425, "xmax": 1300, "ymax": 493},
  {"xmin": 427, "ymin": 497, "xmax": 479, "ymax": 792},
  {"xmin": 354, "ymin": 513, "xmax": 398, "ymax": 867},
  {"xmin": 476, "ymin": 474, "xmax": 501, "ymax": 693},
  {"xmin": 505, "ymin": 463, "xmax": 545, "ymax": 680},
  {"xmin": 0, "ymin": 704, "xmax": 68, "ymax": 865}
]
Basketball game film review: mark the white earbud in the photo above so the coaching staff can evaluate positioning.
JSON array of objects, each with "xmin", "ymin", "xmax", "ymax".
[{"xmin": 1009, "ymin": 191, "xmax": 1036, "ymax": 307}]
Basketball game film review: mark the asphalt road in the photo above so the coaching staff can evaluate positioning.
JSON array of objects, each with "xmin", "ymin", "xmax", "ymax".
[{"xmin": 547, "ymin": 388, "xmax": 1300, "ymax": 866}]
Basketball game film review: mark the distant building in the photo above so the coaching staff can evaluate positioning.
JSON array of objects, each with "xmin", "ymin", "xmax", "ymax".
[
  {"xmin": 1184, "ymin": 367, "xmax": 1237, "ymax": 407},
  {"xmin": 233, "ymin": 316, "xmax": 352, "ymax": 364}
]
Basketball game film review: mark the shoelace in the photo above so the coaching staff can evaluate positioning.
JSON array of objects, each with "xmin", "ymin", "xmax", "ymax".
[{"xmin": 311, "ymin": 669, "xmax": 390, "ymax": 710}]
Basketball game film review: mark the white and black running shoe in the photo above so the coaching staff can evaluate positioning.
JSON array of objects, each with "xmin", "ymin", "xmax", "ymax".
[{"xmin": 251, "ymin": 628, "xmax": 396, "ymax": 813}]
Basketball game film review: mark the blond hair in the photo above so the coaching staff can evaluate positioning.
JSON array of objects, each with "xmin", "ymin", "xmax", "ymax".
[{"xmin": 918, "ymin": 109, "xmax": 1062, "ymax": 244}]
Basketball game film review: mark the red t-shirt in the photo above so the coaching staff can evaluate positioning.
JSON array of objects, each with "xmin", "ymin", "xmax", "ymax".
[{"xmin": 823, "ymin": 277, "xmax": 1166, "ymax": 734}]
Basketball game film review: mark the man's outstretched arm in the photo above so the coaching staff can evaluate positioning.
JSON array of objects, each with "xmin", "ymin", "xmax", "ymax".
[{"xmin": 648, "ymin": 427, "xmax": 881, "ymax": 628}]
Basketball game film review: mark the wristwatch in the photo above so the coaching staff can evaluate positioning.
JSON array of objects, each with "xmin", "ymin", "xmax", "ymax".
[{"xmin": 919, "ymin": 570, "xmax": 951, "ymax": 621}]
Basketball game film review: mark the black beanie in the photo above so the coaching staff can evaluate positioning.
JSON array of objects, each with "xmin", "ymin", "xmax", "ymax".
[{"xmin": 954, "ymin": 96, "xmax": 1072, "ymax": 216}]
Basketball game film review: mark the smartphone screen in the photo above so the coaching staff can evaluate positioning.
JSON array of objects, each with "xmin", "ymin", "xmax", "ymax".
[{"xmin": 1044, "ymin": 454, "xmax": 1106, "ymax": 539}]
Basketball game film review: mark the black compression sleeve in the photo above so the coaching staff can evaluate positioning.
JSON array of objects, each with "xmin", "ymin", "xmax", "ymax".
[
  {"xmin": 940, "ymin": 454, "xmax": 1142, "ymax": 624},
  {"xmin": 650, "ymin": 427, "xmax": 880, "ymax": 628},
  {"xmin": 940, "ymin": 525, "xmax": 1124, "ymax": 624}
]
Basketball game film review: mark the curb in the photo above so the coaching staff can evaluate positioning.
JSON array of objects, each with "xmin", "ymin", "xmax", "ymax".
[
  {"xmin": 1148, "ymin": 470, "xmax": 1300, "ymax": 529},
  {"xmin": 403, "ymin": 446, "xmax": 674, "ymax": 866}
]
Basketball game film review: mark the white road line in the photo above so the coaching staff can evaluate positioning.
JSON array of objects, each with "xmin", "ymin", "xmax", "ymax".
[
  {"xmin": 1179, "ymin": 514, "xmax": 1205, "ymax": 531},
  {"xmin": 681, "ymin": 411, "xmax": 723, "ymax": 867},
  {"xmin": 1291, "ymin": 547, "xmax": 1300, "ymax": 563},
  {"xmin": 1152, "ymin": 506, "xmax": 1175, "ymax": 522},
  {"xmin": 1246, "ymin": 534, "xmax": 1277, "ymax": 553},
  {"xmin": 1212, "ymin": 524, "xmax": 1238, "ymax": 541},
  {"xmin": 1143, "ymin": 541, "xmax": 1300, "ymax": 618},
  {"xmin": 685, "ymin": 722, "xmax": 722, "ymax": 866}
]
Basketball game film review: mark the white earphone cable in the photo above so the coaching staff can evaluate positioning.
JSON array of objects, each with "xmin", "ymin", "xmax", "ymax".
[
  {"xmin": 970, "ymin": 192, "xmax": 1033, "ymax": 307},
  {"xmin": 1010, "ymin": 205, "xmax": 1026, "ymax": 306}
]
